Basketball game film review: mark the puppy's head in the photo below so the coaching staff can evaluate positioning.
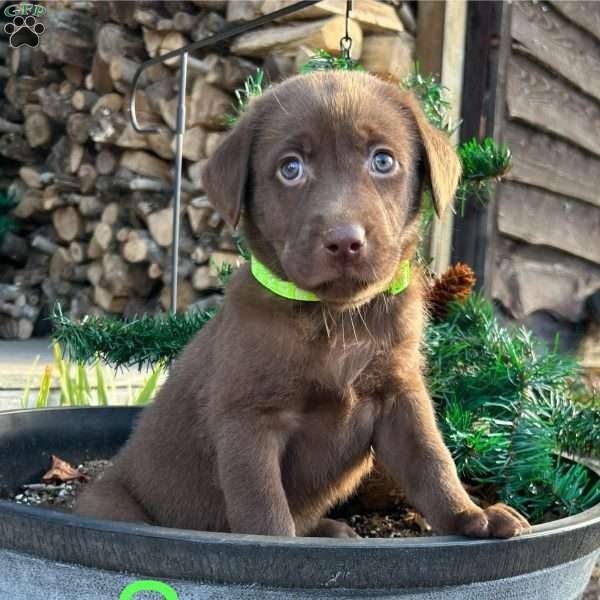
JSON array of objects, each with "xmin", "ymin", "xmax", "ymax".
[{"xmin": 203, "ymin": 70, "xmax": 460, "ymax": 307}]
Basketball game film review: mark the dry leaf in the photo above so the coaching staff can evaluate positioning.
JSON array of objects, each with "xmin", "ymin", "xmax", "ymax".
[
  {"xmin": 42, "ymin": 455, "xmax": 89, "ymax": 483},
  {"xmin": 404, "ymin": 509, "xmax": 432, "ymax": 533}
]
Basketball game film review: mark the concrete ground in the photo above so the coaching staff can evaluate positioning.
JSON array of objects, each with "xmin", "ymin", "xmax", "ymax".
[{"xmin": 0, "ymin": 338, "xmax": 159, "ymax": 411}]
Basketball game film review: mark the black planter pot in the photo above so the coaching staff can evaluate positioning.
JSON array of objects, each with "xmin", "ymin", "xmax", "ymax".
[{"xmin": 0, "ymin": 406, "xmax": 598, "ymax": 600}]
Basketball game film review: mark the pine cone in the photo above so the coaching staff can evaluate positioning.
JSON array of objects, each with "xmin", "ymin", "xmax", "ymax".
[{"xmin": 428, "ymin": 262, "xmax": 476, "ymax": 321}]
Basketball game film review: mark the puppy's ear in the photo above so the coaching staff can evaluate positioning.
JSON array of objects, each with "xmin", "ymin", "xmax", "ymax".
[
  {"xmin": 201, "ymin": 113, "xmax": 255, "ymax": 229},
  {"xmin": 404, "ymin": 94, "xmax": 461, "ymax": 218}
]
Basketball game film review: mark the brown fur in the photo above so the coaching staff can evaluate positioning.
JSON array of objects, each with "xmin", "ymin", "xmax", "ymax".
[{"xmin": 76, "ymin": 71, "xmax": 529, "ymax": 539}]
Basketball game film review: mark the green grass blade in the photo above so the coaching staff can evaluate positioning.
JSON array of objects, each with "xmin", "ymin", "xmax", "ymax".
[
  {"xmin": 134, "ymin": 364, "xmax": 163, "ymax": 406},
  {"xmin": 21, "ymin": 355, "xmax": 40, "ymax": 409},
  {"xmin": 95, "ymin": 358, "xmax": 109, "ymax": 406},
  {"xmin": 53, "ymin": 342, "xmax": 71, "ymax": 405},
  {"xmin": 76, "ymin": 364, "xmax": 90, "ymax": 406},
  {"xmin": 35, "ymin": 366, "xmax": 53, "ymax": 408}
]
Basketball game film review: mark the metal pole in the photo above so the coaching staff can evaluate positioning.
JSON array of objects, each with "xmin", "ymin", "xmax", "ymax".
[{"xmin": 170, "ymin": 51, "xmax": 188, "ymax": 314}]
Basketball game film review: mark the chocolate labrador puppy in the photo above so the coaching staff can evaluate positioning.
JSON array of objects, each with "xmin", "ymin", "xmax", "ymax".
[{"xmin": 76, "ymin": 71, "xmax": 529, "ymax": 539}]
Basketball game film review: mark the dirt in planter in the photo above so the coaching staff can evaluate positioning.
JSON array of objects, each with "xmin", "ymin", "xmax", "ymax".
[
  {"xmin": 9, "ymin": 458, "xmax": 431, "ymax": 537},
  {"xmin": 343, "ymin": 509, "xmax": 432, "ymax": 538},
  {"xmin": 11, "ymin": 459, "xmax": 112, "ymax": 512}
]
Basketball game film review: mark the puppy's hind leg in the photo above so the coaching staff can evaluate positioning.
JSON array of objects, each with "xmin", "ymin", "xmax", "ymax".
[
  {"xmin": 75, "ymin": 471, "xmax": 153, "ymax": 525},
  {"xmin": 307, "ymin": 518, "xmax": 360, "ymax": 538}
]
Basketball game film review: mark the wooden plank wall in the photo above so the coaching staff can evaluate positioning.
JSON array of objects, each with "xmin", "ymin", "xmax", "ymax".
[{"xmin": 489, "ymin": 0, "xmax": 600, "ymax": 355}]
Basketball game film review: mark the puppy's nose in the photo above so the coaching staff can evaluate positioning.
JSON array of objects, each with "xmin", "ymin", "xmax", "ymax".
[{"xmin": 323, "ymin": 225, "xmax": 366, "ymax": 259}]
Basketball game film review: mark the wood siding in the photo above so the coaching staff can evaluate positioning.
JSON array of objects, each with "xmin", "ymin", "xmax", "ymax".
[
  {"xmin": 488, "ymin": 1, "xmax": 600, "ymax": 344},
  {"xmin": 512, "ymin": 1, "xmax": 600, "ymax": 99},
  {"xmin": 506, "ymin": 53, "xmax": 600, "ymax": 157},
  {"xmin": 551, "ymin": 1, "xmax": 600, "ymax": 40},
  {"xmin": 504, "ymin": 121, "xmax": 600, "ymax": 208},
  {"xmin": 497, "ymin": 182, "xmax": 600, "ymax": 264}
]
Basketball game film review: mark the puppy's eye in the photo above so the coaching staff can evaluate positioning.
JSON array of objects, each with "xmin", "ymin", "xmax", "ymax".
[
  {"xmin": 371, "ymin": 151, "xmax": 396, "ymax": 175},
  {"xmin": 279, "ymin": 157, "xmax": 304, "ymax": 182}
]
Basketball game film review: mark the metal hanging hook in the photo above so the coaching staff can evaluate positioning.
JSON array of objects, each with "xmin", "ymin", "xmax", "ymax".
[{"xmin": 340, "ymin": 0, "xmax": 353, "ymax": 62}]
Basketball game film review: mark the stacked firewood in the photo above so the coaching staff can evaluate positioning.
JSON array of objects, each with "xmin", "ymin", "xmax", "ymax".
[{"xmin": 0, "ymin": 0, "xmax": 415, "ymax": 339}]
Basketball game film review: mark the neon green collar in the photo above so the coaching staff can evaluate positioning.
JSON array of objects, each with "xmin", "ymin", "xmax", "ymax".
[{"xmin": 250, "ymin": 255, "xmax": 411, "ymax": 302}]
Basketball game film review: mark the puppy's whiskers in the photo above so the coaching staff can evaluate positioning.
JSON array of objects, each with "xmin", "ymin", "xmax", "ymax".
[
  {"xmin": 368, "ymin": 263, "xmax": 391, "ymax": 316},
  {"xmin": 321, "ymin": 305, "xmax": 331, "ymax": 340},
  {"xmin": 356, "ymin": 305, "xmax": 375, "ymax": 343},
  {"xmin": 326, "ymin": 306, "xmax": 336, "ymax": 343},
  {"xmin": 348, "ymin": 309, "xmax": 359, "ymax": 344},
  {"xmin": 382, "ymin": 289, "xmax": 390, "ymax": 315}
]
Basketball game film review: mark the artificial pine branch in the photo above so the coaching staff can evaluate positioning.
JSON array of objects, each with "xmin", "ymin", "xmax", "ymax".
[
  {"xmin": 226, "ymin": 69, "xmax": 265, "ymax": 126},
  {"xmin": 400, "ymin": 63, "xmax": 456, "ymax": 134},
  {"xmin": 558, "ymin": 390, "xmax": 600, "ymax": 458},
  {"xmin": 459, "ymin": 137, "xmax": 512, "ymax": 182},
  {"xmin": 51, "ymin": 305, "xmax": 216, "ymax": 371},
  {"xmin": 299, "ymin": 49, "xmax": 364, "ymax": 73},
  {"xmin": 455, "ymin": 138, "xmax": 512, "ymax": 214},
  {"xmin": 427, "ymin": 294, "xmax": 600, "ymax": 521}
]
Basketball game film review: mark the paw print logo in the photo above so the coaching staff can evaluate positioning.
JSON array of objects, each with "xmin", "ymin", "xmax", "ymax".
[{"xmin": 4, "ymin": 15, "xmax": 45, "ymax": 48}]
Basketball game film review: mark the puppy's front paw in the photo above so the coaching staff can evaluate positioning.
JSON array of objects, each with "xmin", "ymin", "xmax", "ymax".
[{"xmin": 456, "ymin": 503, "xmax": 530, "ymax": 539}]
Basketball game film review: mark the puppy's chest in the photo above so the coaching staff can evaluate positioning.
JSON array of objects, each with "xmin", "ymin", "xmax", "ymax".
[
  {"xmin": 296, "ymin": 342, "xmax": 385, "ymax": 444},
  {"xmin": 321, "ymin": 340, "xmax": 374, "ymax": 389},
  {"xmin": 309, "ymin": 333, "xmax": 393, "ymax": 400},
  {"xmin": 282, "ymin": 336, "xmax": 393, "ymax": 469},
  {"xmin": 291, "ymin": 389, "xmax": 380, "ymax": 462}
]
